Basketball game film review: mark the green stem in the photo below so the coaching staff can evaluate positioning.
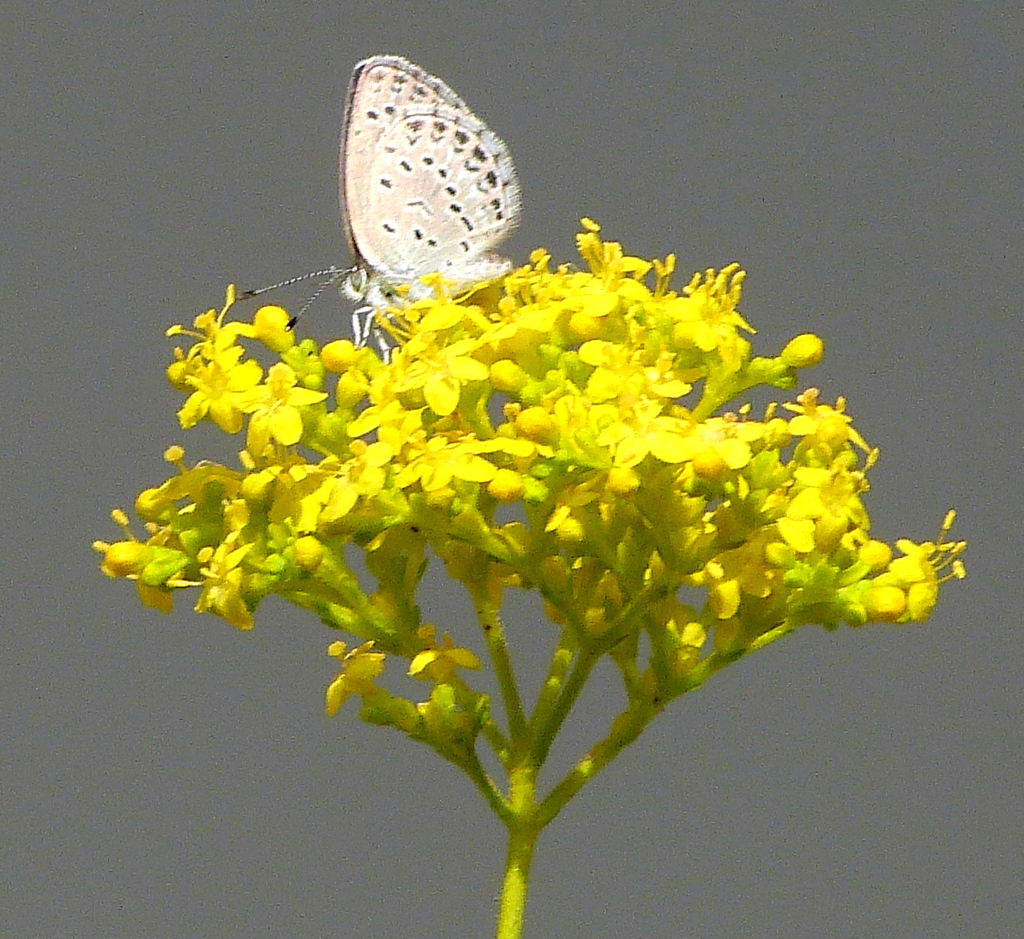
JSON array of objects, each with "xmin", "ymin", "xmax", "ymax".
[
  {"xmin": 529, "ymin": 627, "xmax": 576, "ymax": 735},
  {"xmin": 537, "ymin": 698, "xmax": 658, "ymax": 827},
  {"xmin": 471, "ymin": 582, "xmax": 528, "ymax": 740},
  {"xmin": 495, "ymin": 766, "xmax": 541, "ymax": 939},
  {"xmin": 458, "ymin": 745, "xmax": 514, "ymax": 825},
  {"xmin": 531, "ymin": 647, "xmax": 601, "ymax": 766}
]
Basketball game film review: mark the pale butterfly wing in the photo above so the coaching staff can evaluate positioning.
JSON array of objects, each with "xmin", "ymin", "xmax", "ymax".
[{"xmin": 341, "ymin": 55, "xmax": 522, "ymax": 304}]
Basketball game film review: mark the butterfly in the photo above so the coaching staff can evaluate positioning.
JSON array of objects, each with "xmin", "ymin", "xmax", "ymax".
[{"xmin": 242, "ymin": 55, "xmax": 521, "ymax": 349}]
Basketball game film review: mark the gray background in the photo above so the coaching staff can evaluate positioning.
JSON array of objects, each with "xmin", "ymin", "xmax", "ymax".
[{"xmin": 3, "ymin": 2, "xmax": 1021, "ymax": 937}]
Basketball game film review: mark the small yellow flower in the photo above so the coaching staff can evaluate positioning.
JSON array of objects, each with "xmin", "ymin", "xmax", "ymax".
[
  {"xmin": 325, "ymin": 641, "xmax": 387, "ymax": 716},
  {"xmin": 667, "ymin": 264, "xmax": 752, "ymax": 370},
  {"xmin": 195, "ymin": 537, "xmax": 254, "ymax": 630},
  {"xmin": 238, "ymin": 362, "xmax": 328, "ymax": 456},
  {"xmin": 786, "ymin": 389, "xmax": 869, "ymax": 456},
  {"xmin": 785, "ymin": 459, "xmax": 870, "ymax": 552},
  {"xmin": 409, "ymin": 626, "xmax": 482, "ymax": 683},
  {"xmin": 167, "ymin": 291, "xmax": 265, "ymax": 433},
  {"xmin": 395, "ymin": 336, "xmax": 490, "ymax": 417},
  {"xmin": 177, "ymin": 351, "xmax": 263, "ymax": 434}
]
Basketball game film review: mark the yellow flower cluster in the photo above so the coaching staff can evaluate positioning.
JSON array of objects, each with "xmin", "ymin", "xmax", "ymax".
[{"xmin": 96, "ymin": 221, "xmax": 964, "ymax": 744}]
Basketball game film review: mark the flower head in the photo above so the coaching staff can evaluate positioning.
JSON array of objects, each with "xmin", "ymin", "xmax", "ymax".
[{"xmin": 99, "ymin": 223, "xmax": 964, "ymax": 746}]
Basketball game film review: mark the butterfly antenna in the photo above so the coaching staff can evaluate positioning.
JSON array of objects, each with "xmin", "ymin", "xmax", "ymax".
[
  {"xmin": 237, "ymin": 267, "xmax": 349, "ymax": 301},
  {"xmin": 287, "ymin": 274, "xmax": 342, "ymax": 328}
]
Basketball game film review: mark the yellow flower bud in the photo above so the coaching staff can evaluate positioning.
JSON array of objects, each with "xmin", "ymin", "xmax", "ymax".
[
  {"xmin": 516, "ymin": 407, "xmax": 556, "ymax": 443},
  {"xmin": 101, "ymin": 541, "xmax": 149, "ymax": 577},
  {"xmin": 781, "ymin": 333, "xmax": 824, "ymax": 368},
  {"xmin": 692, "ymin": 447, "xmax": 728, "ymax": 480},
  {"xmin": 321, "ymin": 339, "xmax": 358, "ymax": 373},
  {"xmin": 335, "ymin": 369, "xmax": 370, "ymax": 408},
  {"xmin": 293, "ymin": 535, "xmax": 324, "ymax": 572},
  {"xmin": 490, "ymin": 359, "xmax": 528, "ymax": 394},
  {"xmin": 252, "ymin": 305, "xmax": 294, "ymax": 352},
  {"xmin": 859, "ymin": 540, "xmax": 893, "ymax": 571},
  {"xmin": 863, "ymin": 585, "xmax": 907, "ymax": 622},
  {"xmin": 240, "ymin": 470, "xmax": 275, "ymax": 506},
  {"xmin": 487, "ymin": 468, "xmax": 525, "ymax": 502}
]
